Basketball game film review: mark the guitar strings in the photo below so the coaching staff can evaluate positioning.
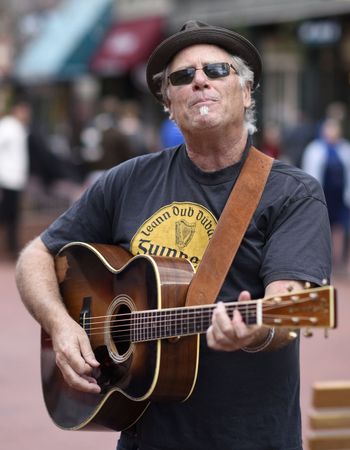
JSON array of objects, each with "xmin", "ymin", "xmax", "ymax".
[
  {"xmin": 79, "ymin": 296, "xmax": 311, "ymax": 329},
  {"xmin": 84, "ymin": 312, "xmax": 314, "ymax": 344},
  {"xmin": 78, "ymin": 297, "xmax": 318, "ymax": 341},
  {"xmin": 42, "ymin": 306, "xmax": 317, "ymax": 343},
  {"xmin": 78, "ymin": 297, "xmax": 315, "ymax": 329},
  {"xmin": 89, "ymin": 316, "xmax": 307, "ymax": 341},
  {"xmin": 80, "ymin": 302, "xmax": 269, "ymax": 332}
]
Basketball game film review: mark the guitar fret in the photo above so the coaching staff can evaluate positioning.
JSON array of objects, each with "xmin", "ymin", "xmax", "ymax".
[
  {"xmin": 151, "ymin": 311, "xmax": 154, "ymax": 340},
  {"xmin": 174, "ymin": 309, "xmax": 178, "ymax": 336},
  {"xmin": 134, "ymin": 312, "xmax": 137, "ymax": 342},
  {"xmin": 133, "ymin": 313, "xmax": 136, "ymax": 342},
  {"xmin": 138, "ymin": 312, "xmax": 141, "ymax": 342},
  {"xmin": 189, "ymin": 310, "xmax": 193, "ymax": 334},
  {"xmin": 138, "ymin": 311, "xmax": 140, "ymax": 342},
  {"xmin": 158, "ymin": 311, "xmax": 161, "ymax": 339},
  {"xmin": 131, "ymin": 313, "xmax": 134, "ymax": 342},
  {"xmin": 143, "ymin": 311, "xmax": 147, "ymax": 342},
  {"xmin": 199, "ymin": 307, "xmax": 204, "ymax": 332},
  {"xmin": 157, "ymin": 311, "xmax": 160, "ymax": 339},
  {"xmin": 150, "ymin": 312, "xmax": 153, "ymax": 340},
  {"xmin": 166, "ymin": 310, "xmax": 170, "ymax": 336},
  {"xmin": 154, "ymin": 310, "xmax": 158, "ymax": 340},
  {"xmin": 141, "ymin": 311, "xmax": 145, "ymax": 341},
  {"xmin": 161, "ymin": 310, "xmax": 166, "ymax": 338},
  {"xmin": 178, "ymin": 308, "xmax": 182, "ymax": 336},
  {"xmin": 155, "ymin": 312, "xmax": 157, "ymax": 339},
  {"xmin": 136, "ymin": 312, "xmax": 139, "ymax": 342}
]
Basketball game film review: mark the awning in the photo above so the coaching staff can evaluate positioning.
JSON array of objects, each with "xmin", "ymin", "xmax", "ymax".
[
  {"xmin": 14, "ymin": 0, "xmax": 113, "ymax": 83},
  {"xmin": 90, "ymin": 16, "xmax": 164, "ymax": 76},
  {"xmin": 171, "ymin": 0, "xmax": 350, "ymax": 28}
]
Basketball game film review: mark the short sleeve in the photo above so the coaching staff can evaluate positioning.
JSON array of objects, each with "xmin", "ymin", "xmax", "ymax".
[{"xmin": 260, "ymin": 192, "xmax": 331, "ymax": 287}]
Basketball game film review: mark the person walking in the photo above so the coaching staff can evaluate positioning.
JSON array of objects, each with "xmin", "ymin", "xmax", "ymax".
[
  {"xmin": 302, "ymin": 118, "xmax": 350, "ymax": 269},
  {"xmin": 0, "ymin": 99, "xmax": 31, "ymax": 257}
]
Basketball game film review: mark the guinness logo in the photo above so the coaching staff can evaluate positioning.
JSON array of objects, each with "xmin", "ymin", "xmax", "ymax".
[{"xmin": 130, "ymin": 202, "xmax": 217, "ymax": 270}]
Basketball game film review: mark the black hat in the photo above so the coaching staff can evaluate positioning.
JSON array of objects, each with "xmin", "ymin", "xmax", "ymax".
[{"xmin": 146, "ymin": 20, "xmax": 262, "ymax": 101}]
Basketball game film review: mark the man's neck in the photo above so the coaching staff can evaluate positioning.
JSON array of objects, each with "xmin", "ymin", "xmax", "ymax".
[{"xmin": 184, "ymin": 129, "xmax": 249, "ymax": 172}]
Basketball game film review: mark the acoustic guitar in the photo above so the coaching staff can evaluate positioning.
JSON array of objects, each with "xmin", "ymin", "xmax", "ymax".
[{"xmin": 41, "ymin": 242, "xmax": 337, "ymax": 431}]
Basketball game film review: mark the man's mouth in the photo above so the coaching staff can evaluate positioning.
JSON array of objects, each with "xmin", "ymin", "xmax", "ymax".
[{"xmin": 189, "ymin": 98, "xmax": 218, "ymax": 108}]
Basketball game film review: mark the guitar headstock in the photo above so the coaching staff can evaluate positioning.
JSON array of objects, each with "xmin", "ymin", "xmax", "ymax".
[{"xmin": 262, "ymin": 285, "xmax": 337, "ymax": 329}]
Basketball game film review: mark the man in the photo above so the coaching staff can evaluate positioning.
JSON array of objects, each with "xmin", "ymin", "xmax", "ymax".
[
  {"xmin": 16, "ymin": 21, "xmax": 331, "ymax": 450},
  {"xmin": 0, "ymin": 99, "xmax": 31, "ymax": 257}
]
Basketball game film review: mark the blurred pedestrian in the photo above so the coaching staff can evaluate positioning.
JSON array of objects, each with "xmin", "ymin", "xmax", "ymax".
[
  {"xmin": 159, "ymin": 117, "xmax": 184, "ymax": 148},
  {"xmin": 0, "ymin": 99, "xmax": 31, "ymax": 257},
  {"xmin": 281, "ymin": 111, "xmax": 316, "ymax": 167},
  {"xmin": 302, "ymin": 118, "xmax": 350, "ymax": 268},
  {"xmin": 28, "ymin": 127, "xmax": 81, "ymax": 187},
  {"xmin": 260, "ymin": 122, "xmax": 281, "ymax": 159},
  {"xmin": 80, "ymin": 96, "xmax": 133, "ymax": 184},
  {"xmin": 118, "ymin": 100, "xmax": 150, "ymax": 156}
]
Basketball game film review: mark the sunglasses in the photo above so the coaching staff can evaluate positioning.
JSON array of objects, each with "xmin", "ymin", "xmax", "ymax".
[{"xmin": 168, "ymin": 62, "xmax": 236, "ymax": 86}]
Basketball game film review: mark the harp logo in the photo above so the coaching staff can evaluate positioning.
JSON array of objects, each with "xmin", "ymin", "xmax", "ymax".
[
  {"xmin": 175, "ymin": 219, "xmax": 196, "ymax": 249},
  {"xmin": 130, "ymin": 202, "xmax": 217, "ymax": 270}
]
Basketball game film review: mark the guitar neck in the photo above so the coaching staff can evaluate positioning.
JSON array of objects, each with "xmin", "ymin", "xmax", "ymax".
[{"xmin": 129, "ymin": 285, "xmax": 336, "ymax": 343}]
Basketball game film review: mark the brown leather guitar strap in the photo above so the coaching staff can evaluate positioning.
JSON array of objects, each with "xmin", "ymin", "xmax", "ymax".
[{"xmin": 185, "ymin": 147, "xmax": 273, "ymax": 307}]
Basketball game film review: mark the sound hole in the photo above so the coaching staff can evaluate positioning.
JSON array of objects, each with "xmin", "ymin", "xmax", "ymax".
[{"xmin": 111, "ymin": 303, "xmax": 131, "ymax": 356}]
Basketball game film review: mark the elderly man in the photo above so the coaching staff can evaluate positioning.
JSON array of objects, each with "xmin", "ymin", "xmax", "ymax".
[{"xmin": 16, "ymin": 21, "xmax": 331, "ymax": 450}]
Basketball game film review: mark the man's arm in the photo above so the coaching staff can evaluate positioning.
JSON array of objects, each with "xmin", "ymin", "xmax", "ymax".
[
  {"xmin": 15, "ymin": 237, "xmax": 101, "ymax": 393},
  {"xmin": 206, "ymin": 279, "xmax": 304, "ymax": 352}
]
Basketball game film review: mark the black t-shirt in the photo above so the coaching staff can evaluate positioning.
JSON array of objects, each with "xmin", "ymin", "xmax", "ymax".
[{"xmin": 42, "ymin": 143, "xmax": 331, "ymax": 450}]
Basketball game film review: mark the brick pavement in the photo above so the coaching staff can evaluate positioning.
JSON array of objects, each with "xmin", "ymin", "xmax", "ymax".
[{"xmin": 1, "ymin": 257, "xmax": 349, "ymax": 450}]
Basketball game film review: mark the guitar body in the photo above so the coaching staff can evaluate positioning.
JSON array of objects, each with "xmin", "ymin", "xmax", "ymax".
[{"xmin": 41, "ymin": 242, "xmax": 197, "ymax": 431}]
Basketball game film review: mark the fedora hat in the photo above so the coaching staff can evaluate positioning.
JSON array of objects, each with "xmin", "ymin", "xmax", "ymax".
[{"xmin": 146, "ymin": 20, "xmax": 262, "ymax": 101}]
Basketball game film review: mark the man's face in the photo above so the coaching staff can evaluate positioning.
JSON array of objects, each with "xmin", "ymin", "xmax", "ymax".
[{"xmin": 166, "ymin": 44, "xmax": 252, "ymax": 134}]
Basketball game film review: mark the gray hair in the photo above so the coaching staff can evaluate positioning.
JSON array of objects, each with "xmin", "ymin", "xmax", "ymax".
[{"xmin": 153, "ymin": 55, "xmax": 258, "ymax": 135}]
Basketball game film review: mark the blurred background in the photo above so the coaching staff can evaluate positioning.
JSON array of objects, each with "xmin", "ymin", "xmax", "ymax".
[{"xmin": 0, "ymin": 0, "xmax": 350, "ymax": 449}]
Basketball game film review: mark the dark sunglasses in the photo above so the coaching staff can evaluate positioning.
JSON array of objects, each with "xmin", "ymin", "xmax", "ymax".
[{"xmin": 168, "ymin": 62, "xmax": 236, "ymax": 86}]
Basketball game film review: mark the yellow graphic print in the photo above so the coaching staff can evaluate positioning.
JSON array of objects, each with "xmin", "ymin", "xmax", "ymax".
[{"xmin": 130, "ymin": 202, "xmax": 218, "ymax": 271}]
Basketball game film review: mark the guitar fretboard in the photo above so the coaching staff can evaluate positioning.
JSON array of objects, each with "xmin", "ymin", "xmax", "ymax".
[{"xmin": 128, "ymin": 302, "xmax": 259, "ymax": 343}]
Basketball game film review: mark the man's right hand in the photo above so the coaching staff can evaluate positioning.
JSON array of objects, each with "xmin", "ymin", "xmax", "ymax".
[{"xmin": 51, "ymin": 317, "xmax": 101, "ymax": 393}]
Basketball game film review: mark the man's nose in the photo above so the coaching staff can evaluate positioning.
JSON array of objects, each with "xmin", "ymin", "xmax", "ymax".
[{"xmin": 192, "ymin": 68, "xmax": 210, "ymax": 88}]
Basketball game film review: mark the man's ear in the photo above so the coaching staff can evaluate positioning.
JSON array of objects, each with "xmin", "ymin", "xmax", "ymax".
[
  {"xmin": 166, "ymin": 96, "xmax": 173, "ymax": 120},
  {"xmin": 243, "ymin": 83, "xmax": 252, "ymax": 109}
]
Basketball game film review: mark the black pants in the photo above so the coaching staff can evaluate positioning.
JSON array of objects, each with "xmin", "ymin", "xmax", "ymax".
[
  {"xmin": 0, "ymin": 188, "xmax": 21, "ymax": 255},
  {"xmin": 116, "ymin": 431, "xmax": 139, "ymax": 450}
]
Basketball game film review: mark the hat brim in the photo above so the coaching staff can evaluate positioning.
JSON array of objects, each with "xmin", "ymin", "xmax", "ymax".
[{"xmin": 146, "ymin": 26, "xmax": 262, "ymax": 102}]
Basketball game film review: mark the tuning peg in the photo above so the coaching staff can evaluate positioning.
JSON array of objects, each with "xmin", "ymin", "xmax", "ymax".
[
  {"xmin": 304, "ymin": 282, "xmax": 311, "ymax": 289},
  {"xmin": 322, "ymin": 278, "xmax": 328, "ymax": 286},
  {"xmin": 303, "ymin": 328, "xmax": 313, "ymax": 338},
  {"xmin": 288, "ymin": 331, "xmax": 298, "ymax": 340}
]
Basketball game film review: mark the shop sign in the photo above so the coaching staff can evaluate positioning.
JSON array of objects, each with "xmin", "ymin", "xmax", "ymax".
[{"xmin": 298, "ymin": 20, "xmax": 342, "ymax": 46}]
